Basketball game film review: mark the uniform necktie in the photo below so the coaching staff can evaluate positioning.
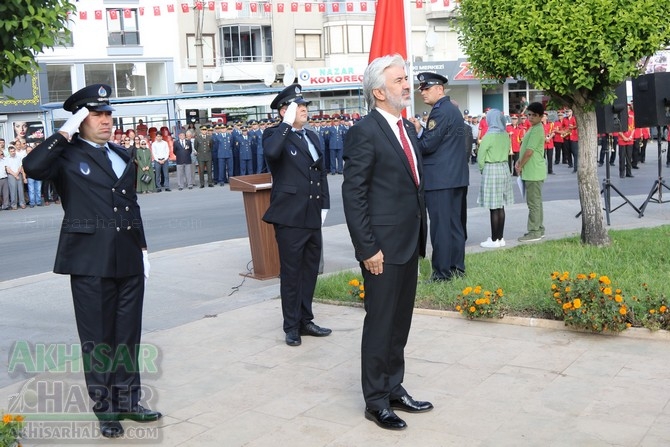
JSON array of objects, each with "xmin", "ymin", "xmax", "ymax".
[
  {"xmin": 98, "ymin": 145, "xmax": 112, "ymax": 168},
  {"xmin": 397, "ymin": 120, "xmax": 418, "ymax": 186}
]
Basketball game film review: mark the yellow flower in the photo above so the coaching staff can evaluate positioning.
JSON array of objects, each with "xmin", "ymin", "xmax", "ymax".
[
  {"xmin": 589, "ymin": 272, "xmax": 597, "ymax": 279},
  {"xmin": 603, "ymin": 287, "xmax": 612, "ymax": 296},
  {"xmin": 573, "ymin": 298, "xmax": 582, "ymax": 309},
  {"xmin": 626, "ymin": 323, "xmax": 632, "ymax": 328},
  {"xmin": 660, "ymin": 306, "xmax": 667, "ymax": 313},
  {"xmin": 349, "ymin": 279, "xmax": 359, "ymax": 287},
  {"xmin": 649, "ymin": 309, "xmax": 656, "ymax": 314},
  {"xmin": 359, "ymin": 292, "xmax": 365, "ymax": 299},
  {"xmin": 551, "ymin": 284, "xmax": 557, "ymax": 290},
  {"xmin": 469, "ymin": 306, "xmax": 476, "ymax": 313},
  {"xmin": 359, "ymin": 285, "xmax": 365, "ymax": 291},
  {"xmin": 616, "ymin": 289, "xmax": 622, "ymax": 294},
  {"xmin": 577, "ymin": 273, "xmax": 587, "ymax": 280},
  {"xmin": 564, "ymin": 286, "xmax": 571, "ymax": 293},
  {"xmin": 562, "ymin": 302, "xmax": 572, "ymax": 310},
  {"xmin": 496, "ymin": 288, "xmax": 504, "ymax": 297},
  {"xmin": 2, "ymin": 414, "xmax": 11, "ymax": 423},
  {"xmin": 484, "ymin": 290, "xmax": 491, "ymax": 297},
  {"xmin": 551, "ymin": 271, "xmax": 559, "ymax": 280},
  {"xmin": 473, "ymin": 286, "xmax": 482, "ymax": 294},
  {"xmin": 455, "ymin": 305, "xmax": 462, "ymax": 311},
  {"xmin": 484, "ymin": 298, "xmax": 491, "ymax": 305},
  {"xmin": 462, "ymin": 286, "xmax": 473, "ymax": 295},
  {"xmin": 15, "ymin": 415, "xmax": 24, "ymax": 422},
  {"xmin": 619, "ymin": 306, "xmax": 627, "ymax": 315},
  {"xmin": 553, "ymin": 292, "xmax": 560, "ymax": 298},
  {"xmin": 475, "ymin": 298, "xmax": 483, "ymax": 305},
  {"xmin": 614, "ymin": 295, "xmax": 623, "ymax": 303},
  {"xmin": 599, "ymin": 275, "xmax": 611, "ymax": 285}
]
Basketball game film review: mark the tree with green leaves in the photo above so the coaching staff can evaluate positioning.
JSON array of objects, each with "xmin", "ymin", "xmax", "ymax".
[
  {"xmin": 0, "ymin": 0, "xmax": 75, "ymax": 92},
  {"xmin": 457, "ymin": 0, "xmax": 670, "ymax": 246}
]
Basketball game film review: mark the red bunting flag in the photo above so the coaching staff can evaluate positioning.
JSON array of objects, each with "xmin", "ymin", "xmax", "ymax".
[
  {"xmin": 416, "ymin": 0, "xmax": 423, "ymax": 7},
  {"xmin": 79, "ymin": 11, "xmax": 87, "ymax": 20},
  {"xmin": 167, "ymin": 4, "xmax": 175, "ymax": 13},
  {"xmin": 94, "ymin": 10, "xmax": 102, "ymax": 20},
  {"xmin": 139, "ymin": 7, "xmax": 144, "ymax": 15},
  {"xmin": 277, "ymin": 3, "xmax": 284, "ymax": 12},
  {"xmin": 208, "ymin": 1, "xmax": 215, "ymax": 10},
  {"xmin": 368, "ymin": 0, "xmax": 406, "ymax": 62},
  {"xmin": 430, "ymin": 0, "xmax": 437, "ymax": 3},
  {"xmin": 236, "ymin": 1, "xmax": 243, "ymax": 10},
  {"xmin": 222, "ymin": 2, "xmax": 228, "ymax": 11},
  {"xmin": 332, "ymin": 2, "xmax": 339, "ymax": 12},
  {"xmin": 361, "ymin": 2, "xmax": 368, "ymax": 11},
  {"xmin": 305, "ymin": 2, "xmax": 312, "ymax": 11},
  {"xmin": 291, "ymin": 2, "xmax": 298, "ymax": 12},
  {"xmin": 153, "ymin": 5, "xmax": 161, "ymax": 15},
  {"xmin": 263, "ymin": 2, "xmax": 271, "ymax": 12},
  {"xmin": 318, "ymin": 2, "xmax": 326, "ymax": 12},
  {"xmin": 443, "ymin": 0, "xmax": 449, "ymax": 5},
  {"xmin": 346, "ymin": 2, "xmax": 353, "ymax": 11},
  {"xmin": 109, "ymin": 9, "xmax": 118, "ymax": 19},
  {"xmin": 250, "ymin": 2, "xmax": 258, "ymax": 12},
  {"xmin": 123, "ymin": 8, "xmax": 132, "ymax": 18},
  {"xmin": 194, "ymin": 1, "xmax": 202, "ymax": 10}
]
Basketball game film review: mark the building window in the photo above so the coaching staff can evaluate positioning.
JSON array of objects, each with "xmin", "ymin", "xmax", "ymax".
[
  {"xmin": 327, "ymin": 25, "xmax": 345, "ymax": 54},
  {"xmin": 47, "ymin": 65, "xmax": 73, "ymax": 102},
  {"xmin": 186, "ymin": 34, "xmax": 216, "ymax": 68},
  {"xmin": 296, "ymin": 33, "xmax": 322, "ymax": 59},
  {"xmin": 83, "ymin": 62, "xmax": 167, "ymax": 98},
  {"xmin": 220, "ymin": 25, "xmax": 272, "ymax": 63},
  {"xmin": 106, "ymin": 8, "xmax": 140, "ymax": 46}
]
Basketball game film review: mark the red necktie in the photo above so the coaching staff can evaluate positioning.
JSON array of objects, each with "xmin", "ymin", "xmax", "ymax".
[{"xmin": 397, "ymin": 119, "xmax": 418, "ymax": 186}]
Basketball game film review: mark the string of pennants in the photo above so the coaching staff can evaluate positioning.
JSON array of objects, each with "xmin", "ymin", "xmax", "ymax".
[{"xmin": 76, "ymin": 0, "xmax": 452, "ymax": 19}]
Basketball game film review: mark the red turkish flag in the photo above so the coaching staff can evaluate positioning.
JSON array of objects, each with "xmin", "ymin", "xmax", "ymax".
[
  {"xmin": 109, "ymin": 9, "xmax": 118, "ymax": 20},
  {"xmin": 236, "ymin": 2, "xmax": 243, "ymax": 10},
  {"xmin": 94, "ymin": 10, "xmax": 102, "ymax": 20},
  {"xmin": 250, "ymin": 2, "xmax": 258, "ymax": 12},
  {"xmin": 263, "ymin": 3, "xmax": 271, "ymax": 12},
  {"xmin": 124, "ymin": 8, "xmax": 132, "ymax": 18},
  {"xmin": 368, "ymin": 0, "xmax": 406, "ymax": 62},
  {"xmin": 332, "ymin": 2, "xmax": 339, "ymax": 12},
  {"xmin": 194, "ymin": 2, "xmax": 202, "ymax": 10},
  {"xmin": 153, "ymin": 6, "xmax": 161, "ymax": 15},
  {"xmin": 443, "ymin": 0, "xmax": 449, "ymax": 6},
  {"xmin": 318, "ymin": 2, "xmax": 326, "ymax": 12},
  {"xmin": 361, "ymin": 2, "xmax": 368, "ymax": 11},
  {"xmin": 167, "ymin": 4, "xmax": 175, "ymax": 13},
  {"xmin": 346, "ymin": 2, "xmax": 353, "ymax": 11},
  {"xmin": 222, "ymin": 2, "xmax": 229, "ymax": 12},
  {"xmin": 208, "ymin": 1, "xmax": 215, "ymax": 10},
  {"xmin": 182, "ymin": 3, "xmax": 190, "ymax": 12},
  {"xmin": 277, "ymin": 3, "xmax": 284, "ymax": 12},
  {"xmin": 416, "ymin": 0, "xmax": 423, "ymax": 7},
  {"xmin": 291, "ymin": 2, "xmax": 298, "ymax": 12},
  {"xmin": 139, "ymin": 7, "xmax": 144, "ymax": 15},
  {"xmin": 305, "ymin": 3, "xmax": 312, "ymax": 12}
]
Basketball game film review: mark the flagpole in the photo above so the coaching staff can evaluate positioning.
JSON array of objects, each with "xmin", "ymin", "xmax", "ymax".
[{"xmin": 405, "ymin": 0, "xmax": 415, "ymax": 117}]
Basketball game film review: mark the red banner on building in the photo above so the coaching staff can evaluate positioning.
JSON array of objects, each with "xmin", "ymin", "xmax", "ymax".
[{"xmin": 368, "ymin": 0, "xmax": 406, "ymax": 62}]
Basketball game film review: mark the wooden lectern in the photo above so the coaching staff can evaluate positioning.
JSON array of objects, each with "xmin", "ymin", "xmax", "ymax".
[{"xmin": 229, "ymin": 173, "xmax": 280, "ymax": 280}]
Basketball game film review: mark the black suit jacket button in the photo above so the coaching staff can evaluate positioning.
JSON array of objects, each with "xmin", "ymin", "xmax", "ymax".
[
  {"xmin": 116, "ymin": 227, "xmax": 120, "ymax": 232},
  {"xmin": 127, "ymin": 226, "xmax": 131, "ymax": 230},
  {"xmin": 125, "ymin": 206, "xmax": 130, "ymax": 211},
  {"xmin": 113, "ymin": 207, "xmax": 118, "ymax": 212},
  {"xmin": 121, "ymin": 189, "xmax": 126, "ymax": 194}
]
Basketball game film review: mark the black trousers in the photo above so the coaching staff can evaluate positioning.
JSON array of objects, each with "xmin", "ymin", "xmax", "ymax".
[
  {"xmin": 70, "ymin": 274, "xmax": 144, "ymax": 416},
  {"xmin": 619, "ymin": 144, "xmax": 633, "ymax": 176},
  {"xmin": 361, "ymin": 250, "xmax": 419, "ymax": 411},
  {"xmin": 425, "ymin": 187, "xmax": 466, "ymax": 280},
  {"xmin": 274, "ymin": 225, "xmax": 321, "ymax": 333}
]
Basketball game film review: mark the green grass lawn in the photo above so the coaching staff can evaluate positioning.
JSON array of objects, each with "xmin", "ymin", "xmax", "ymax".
[{"xmin": 315, "ymin": 225, "xmax": 670, "ymax": 324}]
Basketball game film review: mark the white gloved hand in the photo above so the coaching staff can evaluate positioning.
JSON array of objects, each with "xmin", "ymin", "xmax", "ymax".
[
  {"xmin": 321, "ymin": 209, "xmax": 329, "ymax": 226},
  {"xmin": 142, "ymin": 250, "xmax": 150, "ymax": 280},
  {"xmin": 59, "ymin": 107, "xmax": 90, "ymax": 139},
  {"xmin": 282, "ymin": 102, "xmax": 298, "ymax": 126}
]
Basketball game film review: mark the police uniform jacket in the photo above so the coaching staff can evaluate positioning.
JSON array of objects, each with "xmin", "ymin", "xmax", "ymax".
[
  {"xmin": 262, "ymin": 122, "xmax": 329, "ymax": 230},
  {"xmin": 416, "ymin": 96, "xmax": 469, "ymax": 190},
  {"xmin": 211, "ymin": 132, "xmax": 223, "ymax": 158},
  {"xmin": 194, "ymin": 133, "xmax": 212, "ymax": 162},
  {"xmin": 22, "ymin": 133, "xmax": 146, "ymax": 278},
  {"xmin": 234, "ymin": 133, "xmax": 254, "ymax": 160},
  {"xmin": 327, "ymin": 124, "xmax": 347, "ymax": 149}
]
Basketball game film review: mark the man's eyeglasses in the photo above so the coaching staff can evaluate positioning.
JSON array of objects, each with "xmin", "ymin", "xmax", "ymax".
[
  {"xmin": 124, "ymin": 139, "xmax": 131, "ymax": 142},
  {"xmin": 526, "ymin": 113, "xmax": 538, "ymax": 117},
  {"xmin": 140, "ymin": 142, "xmax": 147, "ymax": 146}
]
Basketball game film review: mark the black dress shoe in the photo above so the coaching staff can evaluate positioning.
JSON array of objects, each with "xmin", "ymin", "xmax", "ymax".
[
  {"xmin": 300, "ymin": 322, "xmax": 332, "ymax": 337},
  {"xmin": 626, "ymin": 174, "xmax": 635, "ymax": 178},
  {"xmin": 118, "ymin": 405, "xmax": 162, "ymax": 422},
  {"xmin": 100, "ymin": 421, "xmax": 124, "ymax": 438},
  {"xmin": 364, "ymin": 408, "xmax": 407, "ymax": 430},
  {"xmin": 390, "ymin": 394, "xmax": 434, "ymax": 413},
  {"xmin": 285, "ymin": 330, "xmax": 302, "ymax": 346}
]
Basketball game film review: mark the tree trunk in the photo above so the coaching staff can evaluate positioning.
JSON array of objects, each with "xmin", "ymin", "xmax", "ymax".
[{"xmin": 573, "ymin": 106, "xmax": 611, "ymax": 246}]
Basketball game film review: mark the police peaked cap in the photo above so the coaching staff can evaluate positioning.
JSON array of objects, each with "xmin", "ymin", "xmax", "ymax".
[
  {"xmin": 417, "ymin": 72, "xmax": 448, "ymax": 90},
  {"xmin": 63, "ymin": 84, "xmax": 115, "ymax": 113},
  {"xmin": 270, "ymin": 83, "xmax": 310, "ymax": 110}
]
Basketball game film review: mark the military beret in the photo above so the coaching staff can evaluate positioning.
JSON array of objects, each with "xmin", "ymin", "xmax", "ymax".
[
  {"xmin": 63, "ymin": 84, "xmax": 115, "ymax": 113},
  {"xmin": 417, "ymin": 72, "xmax": 448, "ymax": 91},
  {"xmin": 270, "ymin": 83, "xmax": 310, "ymax": 109}
]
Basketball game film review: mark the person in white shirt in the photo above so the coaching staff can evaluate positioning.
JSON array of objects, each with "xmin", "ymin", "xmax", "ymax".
[
  {"xmin": 0, "ymin": 150, "xmax": 10, "ymax": 209},
  {"xmin": 151, "ymin": 133, "xmax": 171, "ymax": 192},
  {"xmin": 5, "ymin": 145, "xmax": 26, "ymax": 209}
]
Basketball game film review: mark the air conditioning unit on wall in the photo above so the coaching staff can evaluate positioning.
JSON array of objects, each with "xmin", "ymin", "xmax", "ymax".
[{"xmin": 275, "ymin": 63, "xmax": 290, "ymax": 77}]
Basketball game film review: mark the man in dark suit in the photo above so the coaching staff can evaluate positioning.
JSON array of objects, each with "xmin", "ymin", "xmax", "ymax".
[
  {"xmin": 173, "ymin": 130, "xmax": 194, "ymax": 189},
  {"xmin": 342, "ymin": 54, "xmax": 432, "ymax": 431},
  {"xmin": 22, "ymin": 84, "xmax": 161, "ymax": 439},
  {"xmin": 262, "ymin": 83, "xmax": 331, "ymax": 347},
  {"xmin": 411, "ymin": 72, "xmax": 469, "ymax": 282}
]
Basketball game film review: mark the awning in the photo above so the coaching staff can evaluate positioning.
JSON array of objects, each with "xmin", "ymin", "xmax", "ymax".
[{"xmin": 175, "ymin": 94, "xmax": 277, "ymax": 111}]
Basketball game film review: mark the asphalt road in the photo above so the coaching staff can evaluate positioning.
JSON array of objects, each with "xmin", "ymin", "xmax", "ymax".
[{"xmin": 0, "ymin": 146, "xmax": 667, "ymax": 282}]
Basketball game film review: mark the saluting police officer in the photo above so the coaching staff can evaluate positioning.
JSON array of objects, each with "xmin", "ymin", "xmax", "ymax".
[
  {"xmin": 22, "ymin": 84, "xmax": 161, "ymax": 438},
  {"xmin": 262, "ymin": 84, "xmax": 331, "ymax": 347},
  {"xmin": 410, "ymin": 72, "xmax": 469, "ymax": 282}
]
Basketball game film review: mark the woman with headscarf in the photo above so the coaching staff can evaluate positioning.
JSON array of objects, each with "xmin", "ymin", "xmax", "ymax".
[{"xmin": 477, "ymin": 108, "xmax": 515, "ymax": 248}]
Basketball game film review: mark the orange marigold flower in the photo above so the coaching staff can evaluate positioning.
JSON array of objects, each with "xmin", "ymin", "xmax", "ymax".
[
  {"xmin": 577, "ymin": 273, "xmax": 587, "ymax": 280},
  {"xmin": 603, "ymin": 287, "xmax": 612, "ymax": 295},
  {"xmin": 2, "ymin": 414, "xmax": 11, "ymax": 423},
  {"xmin": 589, "ymin": 272, "xmax": 597, "ymax": 279},
  {"xmin": 349, "ymin": 279, "xmax": 360, "ymax": 287},
  {"xmin": 496, "ymin": 288, "xmax": 504, "ymax": 297},
  {"xmin": 551, "ymin": 284, "xmax": 557, "ymax": 290},
  {"xmin": 15, "ymin": 415, "xmax": 24, "ymax": 422},
  {"xmin": 616, "ymin": 289, "xmax": 622, "ymax": 294},
  {"xmin": 462, "ymin": 286, "xmax": 473, "ymax": 295},
  {"xmin": 455, "ymin": 305, "xmax": 461, "ymax": 311},
  {"xmin": 359, "ymin": 292, "xmax": 365, "ymax": 299},
  {"xmin": 475, "ymin": 298, "xmax": 483, "ymax": 305},
  {"xmin": 614, "ymin": 295, "xmax": 623, "ymax": 303},
  {"xmin": 469, "ymin": 306, "xmax": 476, "ymax": 313},
  {"xmin": 484, "ymin": 291, "xmax": 491, "ymax": 297},
  {"xmin": 649, "ymin": 309, "xmax": 656, "ymax": 314},
  {"xmin": 562, "ymin": 302, "xmax": 572, "ymax": 310},
  {"xmin": 564, "ymin": 286, "xmax": 571, "ymax": 293},
  {"xmin": 573, "ymin": 298, "xmax": 582, "ymax": 309},
  {"xmin": 553, "ymin": 292, "xmax": 560, "ymax": 298},
  {"xmin": 619, "ymin": 306, "xmax": 627, "ymax": 315},
  {"xmin": 626, "ymin": 323, "xmax": 632, "ymax": 328},
  {"xmin": 473, "ymin": 286, "xmax": 482, "ymax": 294},
  {"xmin": 484, "ymin": 298, "xmax": 491, "ymax": 305},
  {"xmin": 359, "ymin": 285, "xmax": 365, "ymax": 291},
  {"xmin": 599, "ymin": 276, "xmax": 611, "ymax": 285},
  {"xmin": 660, "ymin": 306, "xmax": 667, "ymax": 313}
]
